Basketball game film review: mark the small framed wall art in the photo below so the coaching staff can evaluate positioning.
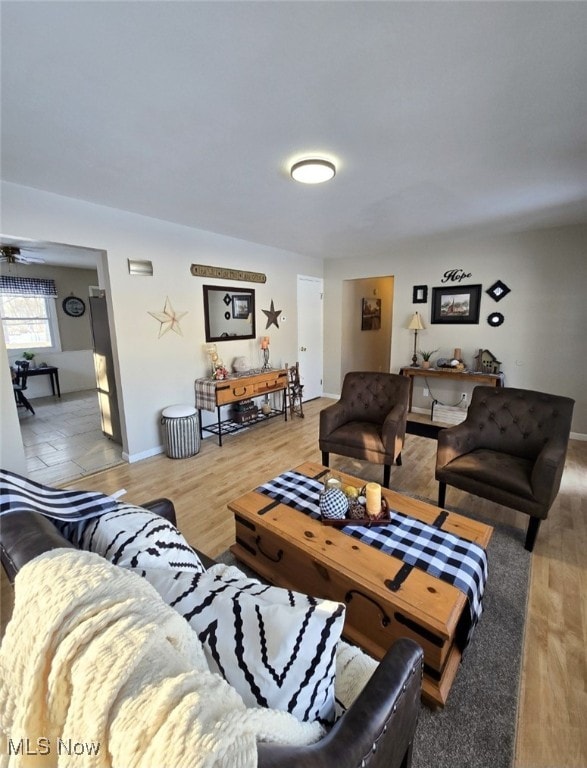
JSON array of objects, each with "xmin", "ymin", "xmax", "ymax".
[
  {"xmin": 486, "ymin": 280, "xmax": 510, "ymax": 302},
  {"xmin": 412, "ymin": 285, "xmax": 428, "ymax": 304},
  {"xmin": 488, "ymin": 312, "xmax": 504, "ymax": 327},
  {"xmin": 361, "ymin": 298, "xmax": 381, "ymax": 330}
]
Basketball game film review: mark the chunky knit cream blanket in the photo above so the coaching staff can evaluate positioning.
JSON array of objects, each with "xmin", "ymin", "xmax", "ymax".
[{"xmin": 0, "ymin": 550, "xmax": 325, "ymax": 768}]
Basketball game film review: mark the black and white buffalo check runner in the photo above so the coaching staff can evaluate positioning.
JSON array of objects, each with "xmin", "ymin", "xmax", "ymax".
[{"xmin": 257, "ymin": 470, "xmax": 488, "ymax": 647}]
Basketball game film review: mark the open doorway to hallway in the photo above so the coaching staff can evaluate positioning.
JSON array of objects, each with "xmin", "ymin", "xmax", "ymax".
[{"xmin": 341, "ymin": 275, "xmax": 394, "ymax": 379}]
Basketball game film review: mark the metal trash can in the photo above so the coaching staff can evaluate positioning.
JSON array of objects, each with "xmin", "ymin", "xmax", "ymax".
[{"xmin": 160, "ymin": 404, "xmax": 200, "ymax": 459}]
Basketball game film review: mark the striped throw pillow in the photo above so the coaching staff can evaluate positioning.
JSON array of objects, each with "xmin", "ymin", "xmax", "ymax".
[{"xmin": 57, "ymin": 504, "xmax": 205, "ymax": 573}]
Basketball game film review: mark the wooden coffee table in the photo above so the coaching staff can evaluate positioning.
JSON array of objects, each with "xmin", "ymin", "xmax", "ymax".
[{"xmin": 228, "ymin": 461, "xmax": 492, "ymax": 707}]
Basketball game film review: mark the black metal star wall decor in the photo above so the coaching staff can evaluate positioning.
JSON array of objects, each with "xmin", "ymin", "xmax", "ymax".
[{"xmin": 262, "ymin": 299, "xmax": 282, "ymax": 329}]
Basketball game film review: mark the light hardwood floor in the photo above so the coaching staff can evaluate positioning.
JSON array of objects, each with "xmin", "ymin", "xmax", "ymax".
[{"xmin": 1, "ymin": 397, "xmax": 585, "ymax": 767}]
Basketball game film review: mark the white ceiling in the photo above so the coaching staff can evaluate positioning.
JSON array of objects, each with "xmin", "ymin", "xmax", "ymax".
[{"xmin": 2, "ymin": 1, "xmax": 587, "ymax": 264}]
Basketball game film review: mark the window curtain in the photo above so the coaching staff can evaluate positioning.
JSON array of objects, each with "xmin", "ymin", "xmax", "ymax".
[{"xmin": 0, "ymin": 276, "xmax": 58, "ymax": 297}]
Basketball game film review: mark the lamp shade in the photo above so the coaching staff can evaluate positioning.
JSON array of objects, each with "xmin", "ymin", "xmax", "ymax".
[{"xmin": 407, "ymin": 312, "xmax": 425, "ymax": 331}]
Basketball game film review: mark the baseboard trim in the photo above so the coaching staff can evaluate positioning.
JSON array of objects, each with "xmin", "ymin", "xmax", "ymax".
[{"xmin": 123, "ymin": 445, "xmax": 165, "ymax": 463}]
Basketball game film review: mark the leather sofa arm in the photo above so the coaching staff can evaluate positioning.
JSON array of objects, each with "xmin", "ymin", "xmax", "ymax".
[
  {"xmin": 257, "ymin": 638, "xmax": 423, "ymax": 768},
  {"xmin": 142, "ymin": 497, "xmax": 177, "ymax": 525},
  {"xmin": 0, "ymin": 511, "xmax": 76, "ymax": 584},
  {"xmin": 0, "ymin": 497, "xmax": 178, "ymax": 584}
]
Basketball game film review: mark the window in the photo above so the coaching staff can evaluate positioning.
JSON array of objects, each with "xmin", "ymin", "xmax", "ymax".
[{"xmin": 0, "ymin": 276, "xmax": 61, "ymax": 353}]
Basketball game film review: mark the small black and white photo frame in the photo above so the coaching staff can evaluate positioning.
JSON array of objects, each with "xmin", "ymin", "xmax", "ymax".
[
  {"xmin": 486, "ymin": 280, "xmax": 511, "ymax": 302},
  {"xmin": 232, "ymin": 295, "xmax": 252, "ymax": 319},
  {"xmin": 412, "ymin": 285, "xmax": 428, "ymax": 304}
]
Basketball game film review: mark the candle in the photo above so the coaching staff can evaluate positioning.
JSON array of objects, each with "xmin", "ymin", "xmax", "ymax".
[
  {"xmin": 365, "ymin": 482, "xmax": 381, "ymax": 517},
  {"xmin": 453, "ymin": 348, "xmax": 462, "ymax": 361},
  {"xmin": 261, "ymin": 336, "xmax": 270, "ymax": 350},
  {"xmin": 325, "ymin": 477, "xmax": 342, "ymax": 492}
]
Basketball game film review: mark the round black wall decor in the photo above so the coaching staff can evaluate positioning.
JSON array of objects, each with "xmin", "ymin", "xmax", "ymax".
[
  {"xmin": 488, "ymin": 312, "xmax": 504, "ymax": 327},
  {"xmin": 62, "ymin": 296, "xmax": 86, "ymax": 317}
]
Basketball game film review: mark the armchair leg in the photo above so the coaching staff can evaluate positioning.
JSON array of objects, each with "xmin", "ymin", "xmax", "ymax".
[
  {"xmin": 383, "ymin": 464, "xmax": 391, "ymax": 488},
  {"xmin": 438, "ymin": 481, "xmax": 446, "ymax": 508},
  {"xmin": 525, "ymin": 517, "xmax": 541, "ymax": 552},
  {"xmin": 396, "ymin": 452, "xmax": 402, "ymax": 466},
  {"xmin": 321, "ymin": 451, "xmax": 329, "ymax": 468}
]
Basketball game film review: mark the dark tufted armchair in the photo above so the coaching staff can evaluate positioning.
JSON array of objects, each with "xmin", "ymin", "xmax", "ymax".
[
  {"xmin": 436, "ymin": 386, "xmax": 575, "ymax": 551},
  {"xmin": 319, "ymin": 372, "xmax": 410, "ymax": 488}
]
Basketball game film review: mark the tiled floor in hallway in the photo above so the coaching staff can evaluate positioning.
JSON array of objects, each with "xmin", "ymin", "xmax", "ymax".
[{"xmin": 18, "ymin": 390, "xmax": 124, "ymax": 486}]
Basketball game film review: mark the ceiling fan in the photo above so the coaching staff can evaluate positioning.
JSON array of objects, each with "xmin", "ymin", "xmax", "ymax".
[{"xmin": 0, "ymin": 245, "xmax": 45, "ymax": 265}]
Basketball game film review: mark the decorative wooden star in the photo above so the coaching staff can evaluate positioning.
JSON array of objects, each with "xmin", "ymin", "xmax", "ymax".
[
  {"xmin": 262, "ymin": 299, "xmax": 282, "ymax": 329},
  {"xmin": 148, "ymin": 297, "xmax": 188, "ymax": 337}
]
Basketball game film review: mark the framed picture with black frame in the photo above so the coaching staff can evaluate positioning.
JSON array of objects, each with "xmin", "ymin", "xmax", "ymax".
[
  {"xmin": 431, "ymin": 284, "xmax": 482, "ymax": 324},
  {"xmin": 232, "ymin": 294, "xmax": 252, "ymax": 319},
  {"xmin": 412, "ymin": 285, "xmax": 428, "ymax": 304}
]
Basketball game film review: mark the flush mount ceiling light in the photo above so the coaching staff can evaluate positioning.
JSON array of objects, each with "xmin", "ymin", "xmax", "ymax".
[{"xmin": 290, "ymin": 159, "xmax": 336, "ymax": 184}]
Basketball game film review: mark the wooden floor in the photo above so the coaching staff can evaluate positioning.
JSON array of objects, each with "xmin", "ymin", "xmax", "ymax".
[{"xmin": 1, "ymin": 397, "xmax": 585, "ymax": 767}]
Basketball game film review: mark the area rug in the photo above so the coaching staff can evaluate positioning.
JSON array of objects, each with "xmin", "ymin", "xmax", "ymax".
[{"xmin": 217, "ymin": 509, "xmax": 530, "ymax": 768}]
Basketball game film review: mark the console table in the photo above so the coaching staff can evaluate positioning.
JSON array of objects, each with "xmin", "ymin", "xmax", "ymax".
[
  {"xmin": 26, "ymin": 365, "xmax": 61, "ymax": 397},
  {"xmin": 400, "ymin": 367, "xmax": 503, "ymax": 413},
  {"xmin": 195, "ymin": 368, "xmax": 288, "ymax": 446}
]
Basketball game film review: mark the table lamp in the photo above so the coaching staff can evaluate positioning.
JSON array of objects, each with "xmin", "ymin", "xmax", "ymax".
[{"xmin": 407, "ymin": 312, "xmax": 425, "ymax": 367}]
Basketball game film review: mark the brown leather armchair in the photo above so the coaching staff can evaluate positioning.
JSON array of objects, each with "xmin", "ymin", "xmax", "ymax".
[
  {"xmin": 319, "ymin": 372, "xmax": 410, "ymax": 488},
  {"xmin": 435, "ymin": 386, "xmax": 575, "ymax": 551}
]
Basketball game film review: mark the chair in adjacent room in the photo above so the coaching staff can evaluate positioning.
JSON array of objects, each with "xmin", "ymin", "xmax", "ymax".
[
  {"xmin": 319, "ymin": 371, "xmax": 410, "ymax": 488},
  {"xmin": 12, "ymin": 360, "xmax": 35, "ymax": 415},
  {"xmin": 435, "ymin": 386, "xmax": 575, "ymax": 551}
]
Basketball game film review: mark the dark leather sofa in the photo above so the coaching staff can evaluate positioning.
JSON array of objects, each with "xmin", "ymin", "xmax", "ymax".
[{"xmin": 1, "ymin": 497, "xmax": 424, "ymax": 768}]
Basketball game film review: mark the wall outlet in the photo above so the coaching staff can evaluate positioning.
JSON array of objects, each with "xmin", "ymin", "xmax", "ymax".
[
  {"xmin": 461, "ymin": 392, "xmax": 467, "ymax": 403},
  {"xmin": 423, "ymin": 388, "xmax": 429, "ymax": 398}
]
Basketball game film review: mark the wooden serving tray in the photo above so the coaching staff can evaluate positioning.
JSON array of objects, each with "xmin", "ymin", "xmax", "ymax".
[
  {"xmin": 320, "ymin": 514, "xmax": 394, "ymax": 528},
  {"xmin": 320, "ymin": 497, "xmax": 391, "ymax": 527}
]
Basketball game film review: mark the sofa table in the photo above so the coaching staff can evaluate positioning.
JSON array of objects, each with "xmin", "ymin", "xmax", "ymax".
[
  {"xmin": 228, "ymin": 461, "xmax": 493, "ymax": 708},
  {"xmin": 400, "ymin": 366, "xmax": 503, "ymax": 412},
  {"xmin": 195, "ymin": 368, "xmax": 288, "ymax": 446}
]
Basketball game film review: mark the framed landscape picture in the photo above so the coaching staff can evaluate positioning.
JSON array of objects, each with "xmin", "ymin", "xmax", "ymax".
[{"xmin": 431, "ymin": 284, "xmax": 482, "ymax": 324}]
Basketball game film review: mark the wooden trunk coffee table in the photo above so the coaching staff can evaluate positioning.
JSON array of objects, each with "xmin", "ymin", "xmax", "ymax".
[{"xmin": 228, "ymin": 461, "xmax": 493, "ymax": 707}]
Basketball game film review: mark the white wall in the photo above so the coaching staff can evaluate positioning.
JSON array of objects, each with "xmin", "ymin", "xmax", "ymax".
[
  {"xmin": 0, "ymin": 326, "xmax": 26, "ymax": 475},
  {"xmin": 324, "ymin": 226, "xmax": 587, "ymax": 435},
  {"xmin": 1, "ymin": 182, "xmax": 323, "ymax": 461}
]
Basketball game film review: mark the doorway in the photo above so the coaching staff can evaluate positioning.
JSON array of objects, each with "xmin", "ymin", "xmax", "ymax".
[
  {"xmin": 341, "ymin": 276, "xmax": 394, "ymax": 380},
  {"xmin": 296, "ymin": 275, "xmax": 323, "ymax": 401},
  {"xmin": 1, "ymin": 236, "xmax": 123, "ymax": 483}
]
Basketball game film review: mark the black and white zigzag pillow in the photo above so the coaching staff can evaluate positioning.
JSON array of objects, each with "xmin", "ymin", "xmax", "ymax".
[
  {"xmin": 57, "ymin": 504, "xmax": 206, "ymax": 573},
  {"xmin": 143, "ymin": 564, "xmax": 345, "ymax": 725},
  {"xmin": 57, "ymin": 507, "xmax": 343, "ymax": 724}
]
